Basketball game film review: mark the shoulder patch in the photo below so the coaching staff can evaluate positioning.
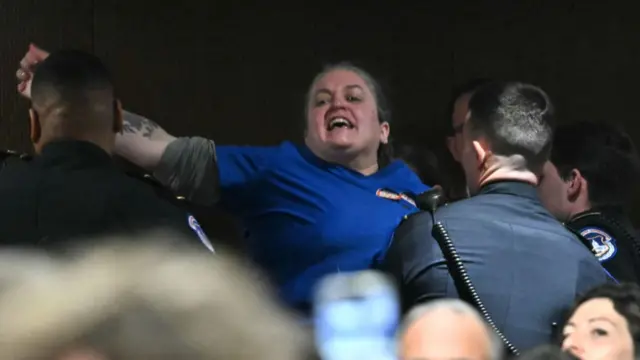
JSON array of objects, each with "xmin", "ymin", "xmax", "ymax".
[
  {"xmin": 580, "ymin": 227, "xmax": 617, "ymax": 262},
  {"xmin": 188, "ymin": 215, "xmax": 215, "ymax": 253}
]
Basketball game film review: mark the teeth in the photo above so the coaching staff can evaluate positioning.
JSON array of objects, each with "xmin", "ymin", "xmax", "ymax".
[
  {"xmin": 330, "ymin": 118, "xmax": 349, "ymax": 126},
  {"xmin": 327, "ymin": 116, "xmax": 354, "ymax": 130}
]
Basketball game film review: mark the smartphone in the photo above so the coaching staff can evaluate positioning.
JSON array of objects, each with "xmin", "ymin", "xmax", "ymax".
[{"xmin": 313, "ymin": 270, "xmax": 399, "ymax": 360}]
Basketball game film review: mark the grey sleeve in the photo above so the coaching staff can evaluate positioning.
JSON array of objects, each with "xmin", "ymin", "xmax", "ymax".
[{"xmin": 153, "ymin": 136, "xmax": 219, "ymax": 206}]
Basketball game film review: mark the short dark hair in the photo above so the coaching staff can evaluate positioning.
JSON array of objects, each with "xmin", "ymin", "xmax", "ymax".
[
  {"xmin": 31, "ymin": 49, "xmax": 114, "ymax": 111},
  {"xmin": 466, "ymin": 81, "xmax": 555, "ymax": 174},
  {"xmin": 446, "ymin": 78, "xmax": 492, "ymax": 135},
  {"xmin": 550, "ymin": 121, "xmax": 640, "ymax": 208},
  {"xmin": 570, "ymin": 283, "xmax": 640, "ymax": 345}
]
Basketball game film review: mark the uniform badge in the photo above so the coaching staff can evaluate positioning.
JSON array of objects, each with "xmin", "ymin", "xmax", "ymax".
[
  {"xmin": 580, "ymin": 227, "xmax": 617, "ymax": 262},
  {"xmin": 376, "ymin": 189, "xmax": 417, "ymax": 208},
  {"xmin": 376, "ymin": 189, "xmax": 401, "ymax": 201},
  {"xmin": 188, "ymin": 215, "xmax": 215, "ymax": 253}
]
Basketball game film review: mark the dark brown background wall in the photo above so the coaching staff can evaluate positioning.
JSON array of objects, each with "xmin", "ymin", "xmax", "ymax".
[{"xmin": 1, "ymin": 1, "xmax": 639, "ymax": 233}]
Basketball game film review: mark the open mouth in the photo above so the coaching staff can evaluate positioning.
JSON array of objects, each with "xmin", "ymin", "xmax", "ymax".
[{"xmin": 326, "ymin": 117, "xmax": 355, "ymax": 131}]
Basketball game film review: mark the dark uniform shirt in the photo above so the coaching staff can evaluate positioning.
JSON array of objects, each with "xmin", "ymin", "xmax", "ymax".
[
  {"xmin": 380, "ymin": 181, "xmax": 610, "ymax": 351},
  {"xmin": 566, "ymin": 207, "xmax": 640, "ymax": 284},
  {"xmin": 0, "ymin": 140, "xmax": 211, "ymax": 250}
]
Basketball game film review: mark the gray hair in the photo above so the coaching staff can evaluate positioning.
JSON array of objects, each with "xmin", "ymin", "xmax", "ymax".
[
  {"xmin": 0, "ymin": 232, "xmax": 310, "ymax": 360},
  {"xmin": 397, "ymin": 299, "xmax": 504, "ymax": 360}
]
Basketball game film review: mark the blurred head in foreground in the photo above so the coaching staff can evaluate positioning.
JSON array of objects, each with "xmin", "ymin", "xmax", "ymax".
[
  {"xmin": 0, "ymin": 232, "xmax": 309, "ymax": 360},
  {"xmin": 397, "ymin": 299, "xmax": 503, "ymax": 360}
]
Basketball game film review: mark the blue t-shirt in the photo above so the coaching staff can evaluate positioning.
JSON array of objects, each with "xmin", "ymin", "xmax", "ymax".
[{"xmin": 216, "ymin": 141, "xmax": 428, "ymax": 312}]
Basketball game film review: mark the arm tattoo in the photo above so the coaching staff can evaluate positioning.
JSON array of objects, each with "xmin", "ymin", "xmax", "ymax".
[{"xmin": 123, "ymin": 112, "xmax": 160, "ymax": 138}]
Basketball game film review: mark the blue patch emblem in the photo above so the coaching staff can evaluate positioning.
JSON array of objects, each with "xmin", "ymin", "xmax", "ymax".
[
  {"xmin": 580, "ymin": 227, "xmax": 616, "ymax": 262},
  {"xmin": 188, "ymin": 215, "xmax": 215, "ymax": 253}
]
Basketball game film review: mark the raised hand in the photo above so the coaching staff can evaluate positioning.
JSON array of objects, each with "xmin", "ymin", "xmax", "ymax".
[{"xmin": 16, "ymin": 44, "xmax": 50, "ymax": 99}]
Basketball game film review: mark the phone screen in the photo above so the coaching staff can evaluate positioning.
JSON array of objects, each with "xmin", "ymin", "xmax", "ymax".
[{"xmin": 313, "ymin": 271, "xmax": 399, "ymax": 360}]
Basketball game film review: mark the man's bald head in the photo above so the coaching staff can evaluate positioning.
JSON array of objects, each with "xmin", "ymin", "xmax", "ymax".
[
  {"xmin": 29, "ymin": 50, "xmax": 121, "ymax": 152},
  {"xmin": 398, "ymin": 300, "xmax": 503, "ymax": 360}
]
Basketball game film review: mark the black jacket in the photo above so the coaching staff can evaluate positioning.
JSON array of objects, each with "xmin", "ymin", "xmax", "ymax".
[{"xmin": 0, "ymin": 140, "xmax": 210, "ymax": 250}]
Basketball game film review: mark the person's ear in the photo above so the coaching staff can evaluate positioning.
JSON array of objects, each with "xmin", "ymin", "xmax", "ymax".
[
  {"xmin": 29, "ymin": 108, "xmax": 41, "ymax": 145},
  {"xmin": 113, "ymin": 99, "xmax": 123, "ymax": 133},
  {"xmin": 379, "ymin": 122, "xmax": 390, "ymax": 144},
  {"xmin": 472, "ymin": 140, "xmax": 487, "ymax": 168},
  {"xmin": 566, "ymin": 169, "xmax": 585, "ymax": 201}
]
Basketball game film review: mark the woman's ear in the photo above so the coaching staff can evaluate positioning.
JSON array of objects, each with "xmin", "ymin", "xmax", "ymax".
[{"xmin": 379, "ymin": 122, "xmax": 390, "ymax": 144}]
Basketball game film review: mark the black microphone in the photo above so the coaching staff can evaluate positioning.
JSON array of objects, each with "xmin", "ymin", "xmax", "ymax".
[{"xmin": 416, "ymin": 186, "xmax": 444, "ymax": 213}]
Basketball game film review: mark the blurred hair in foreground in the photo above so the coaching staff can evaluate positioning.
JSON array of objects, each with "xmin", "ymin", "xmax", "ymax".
[{"xmin": 0, "ymin": 230, "xmax": 310, "ymax": 360}]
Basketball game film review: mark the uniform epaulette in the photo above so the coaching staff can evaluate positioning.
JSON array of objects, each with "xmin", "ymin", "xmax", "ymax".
[
  {"xmin": 0, "ymin": 149, "xmax": 32, "ymax": 171},
  {"xmin": 0, "ymin": 149, "xmax": 32, "ymax": 162},
  {"xmin": 126, "ymin": 172, "xmax": 187, "ymax": 202}
]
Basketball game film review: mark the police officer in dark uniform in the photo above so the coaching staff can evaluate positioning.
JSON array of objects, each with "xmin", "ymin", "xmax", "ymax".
[
  {"xmin": 379, "ymin": 81, "xmax": 610, "ymax": 352},
  {"xmin": 0, "ymin": 49, "xmax": 212, "ymax": 251},
  {"xmin": 538, "ymin": 121, "xmax": 640, "ymax": 283}
]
